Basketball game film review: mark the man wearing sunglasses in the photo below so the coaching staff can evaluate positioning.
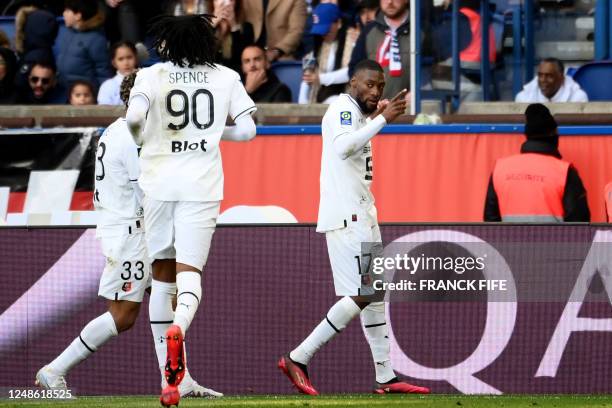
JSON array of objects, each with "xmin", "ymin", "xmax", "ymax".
[{"xmin": 17, "ymin": 60, "xmax": 65, "ymax": 104}]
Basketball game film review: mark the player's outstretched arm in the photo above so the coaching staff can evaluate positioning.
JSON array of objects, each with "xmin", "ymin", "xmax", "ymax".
[
  {"xmin": 221, "ymin": 114, "xmax": 256, "ymax": 141},
  {"xmin": 333, "ymin": 89, "xmax": 407, "ymax": 160},
  {"xmin": 333, "ymin": 115, "xmax": 387, "ymax": 160},
  {"xmin": 125, "ymin": 94, "xmax": 149, "ymax": 145}
]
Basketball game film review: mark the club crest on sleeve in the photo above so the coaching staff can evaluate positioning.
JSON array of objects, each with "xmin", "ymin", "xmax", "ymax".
[{"xmin": 340, "ymin": 111, "xmax": 352, "ymax": 125}]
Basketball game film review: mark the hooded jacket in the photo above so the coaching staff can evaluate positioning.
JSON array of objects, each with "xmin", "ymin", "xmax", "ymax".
[
  {"xmin": 515, "ymin": 75, "xmax": 589, "ymax": 103},
  {"xmin": 55, "ymin": 7, "xmax": 111, "ymax": 89},
  {"xmin": 15, "ymin": 6, "xmax": 58, "ymax": 64}
]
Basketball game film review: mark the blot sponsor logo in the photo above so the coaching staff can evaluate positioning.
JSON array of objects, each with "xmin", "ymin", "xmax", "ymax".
[{"xmin": 171, "ymin": 139, "xmax": 207, "ymax": 153}]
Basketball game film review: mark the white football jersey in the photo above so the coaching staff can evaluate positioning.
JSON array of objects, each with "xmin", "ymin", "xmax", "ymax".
[
  {"xmin": 129, "ymin": 62, "xmax": 256, "ymax": 201},
  {"xmin": 317, "ymin": 93, "xmax": 378, "ymax": 233},
  {"xmin": 94, "ymin": 118, "xmax": 144, "ymax": 236}
]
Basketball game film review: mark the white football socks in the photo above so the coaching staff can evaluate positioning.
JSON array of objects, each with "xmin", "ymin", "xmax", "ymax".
[
  {"xmin": 290, "ymin": 296, "xmax": 361, "ymax": 365},
  {"xmin": 48, "ymin": 311, "xmax": 118, "ymax": 375},
  {"xmin": 361, "ymin": 302, "xmax": 395, "ymax": 383},
  {"xmin": 173, "ymin": 272, "xmax": 202, "ymax": 336},
  {"xmin": 149, "ymin": 279, "xmax": 176, "ymax": 370}
]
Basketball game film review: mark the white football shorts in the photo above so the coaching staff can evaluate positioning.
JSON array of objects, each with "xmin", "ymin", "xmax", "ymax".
[
  {"xmin": 98, "ymin": 227, "xmax": 151, "ymax": 302},
  {"xmin": 325, "ymin": 222, "xmax": 382, "ymax": 296},
  {"xmin": 143, "ymin": 199, "xmax": 220, "ymax": 270}
]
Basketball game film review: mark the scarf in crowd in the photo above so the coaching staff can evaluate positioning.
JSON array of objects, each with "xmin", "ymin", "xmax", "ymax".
[{"xmin": 376, "ymin": 29, "xmax": 402, "ymax": 77}]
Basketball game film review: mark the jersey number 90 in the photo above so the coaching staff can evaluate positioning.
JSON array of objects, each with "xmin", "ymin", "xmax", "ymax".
[{"xmin": 165, "ymin": 89, "xmax": 214, "ymax": 130}]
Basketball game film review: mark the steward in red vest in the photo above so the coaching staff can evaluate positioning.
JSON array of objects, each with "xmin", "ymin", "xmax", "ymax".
[{"xmin": 484, "ymin": 103, "xmax": 590, "ymax": 222}]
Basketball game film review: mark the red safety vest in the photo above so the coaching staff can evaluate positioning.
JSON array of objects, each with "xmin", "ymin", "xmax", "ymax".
[
  {"xmin": 492, "ymin": 153, "xmax": 570, "ymax": 222},
  {"xmin": 605, "ymin": 182, "xmax": 612, "ymax": 222},
  {"xmin": 459, "ymin": 7, "xmax": 496, "ymax": 64}
]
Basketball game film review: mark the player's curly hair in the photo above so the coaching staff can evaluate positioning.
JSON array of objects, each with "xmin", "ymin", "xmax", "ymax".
[
  {"xmin": 149, "ymin": 14, "xmax": 217, "ymax": 68},
  {"xmin": 120, "ymin": 70, "xmax": 138, "ymax": 107}
]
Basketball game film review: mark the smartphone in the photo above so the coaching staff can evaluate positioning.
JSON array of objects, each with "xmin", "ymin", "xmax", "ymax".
[{"xmin": 302, "ymin": 53, "xmax": 317, "ymax": 72}]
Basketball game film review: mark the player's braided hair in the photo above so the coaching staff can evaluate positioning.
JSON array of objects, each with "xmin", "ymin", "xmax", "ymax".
[
  {"xmin": 120, "ymin": 70, "xmax": 138, "ymax": 107},
  {"xmin": 149, "ymin": 14, "xmax": 217, "ymax": 68}
]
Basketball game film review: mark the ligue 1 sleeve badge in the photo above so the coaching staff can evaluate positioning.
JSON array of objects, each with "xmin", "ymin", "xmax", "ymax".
[{"xmin": 340, "ymin": 111, "xmax": 352, "ymax": 125}]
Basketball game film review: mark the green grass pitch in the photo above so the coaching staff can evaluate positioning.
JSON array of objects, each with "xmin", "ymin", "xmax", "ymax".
[{"xmin": 4, "ymin": 395, "xmax": 612, "ymax": 408}]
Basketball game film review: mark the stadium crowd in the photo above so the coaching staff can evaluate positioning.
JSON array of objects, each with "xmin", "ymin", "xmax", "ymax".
[{"xmin": 0, "ymin": 0, "xmax": 594, "ymax": 106}]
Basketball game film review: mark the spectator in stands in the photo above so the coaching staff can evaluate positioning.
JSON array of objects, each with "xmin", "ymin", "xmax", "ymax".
[
  {"xmin": 349, "ymin": 0, "xmax": 412, "ymax": 99},
  {"xmin": 242, "ymin": 0, "xmax": 307, "ymax": 62},
  {"xmin": 0, "ymin": 47, "xmax": 18, "ymax": 104},
  {"xmin": 298, "ymin": 2, "xmax": 357, "ymax": 104},
  {"xmin": 241, "ymin": 44, "xmax": 292, "ymax": 102},
  {"xmin": 68, "ymin": 79, "xmax": 96, "ymax": 105},
  {"xmin": 17, "ymin": 60, "xmax": 65, "ymax": 104},
  {"xmin": 103, "ymin": 0, "xmax": 157, "ymax": 63},
  {"xmin": 515, "ymin": 58, "xmax": 588, "ymax": 103},
  {"xmin": 15, "ymin": 6, "xmax": 58, "ymax": 65},
  {"xmin": 212, "ymin": 0, "xmax": 254, "ymax": 72},
  {"xmin": 356, "ymin": 0, "xmax": 378, "ymax": 26},
  {"xmin": 484, "ymin": 103, "xmax": 590, "ymax": 222},
  {"xmin": 429, "ymin": 0, "xmax": 494, "ymax": 65},
  {"xmin": 56, "ymin": 0, "xmax": 112, "ymax": 92},
  {"xmin": 97, "ymin": 41, "xmax": 137, "ymax": 105},
  {"xmin": 15, "ymin": 6, "xmax": 60, "ymax": 98}
]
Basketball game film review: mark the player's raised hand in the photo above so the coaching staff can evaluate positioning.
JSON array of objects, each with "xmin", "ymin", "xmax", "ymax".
[
  {"xmin": 381, "ymin": 89, "xmax": 408, "ymax": 123},
  {"xmin": 369, "ymin": 98, "xmax": 389, "ymax": 119}
]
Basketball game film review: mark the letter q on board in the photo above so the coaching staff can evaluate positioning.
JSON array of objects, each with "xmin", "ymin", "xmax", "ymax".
[{"xmin": 382, "ymin": 230, "xmax": 517, "ymax": 394}]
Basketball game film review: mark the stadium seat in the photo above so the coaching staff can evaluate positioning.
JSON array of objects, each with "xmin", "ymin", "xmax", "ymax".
[
  {"xmin": 572, "ymin": 60, "xmax": 612, "ymax": 101},
  {"xmin": 23, "ymin": 170, "xmax": 79, "ymax": 213},
  {"xmin": 271, "ymin": 61, "xmax": 302, "ymax": 103},
  {"xmin": 0, "ymin": 186, "xmax": 8, "ymax": 221}
]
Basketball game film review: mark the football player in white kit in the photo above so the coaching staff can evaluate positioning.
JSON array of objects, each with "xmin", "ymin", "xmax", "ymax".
[
  {"xmin": 278, "ymin": 60, "xmax": 430, "ymax": 395},
  {"xmin": 35, "ymin": 73, "xmax": 222, "ymax": 399},
  {"xmin": 125, "ymin": 14, "xmax": 257, "ymax": 407}
]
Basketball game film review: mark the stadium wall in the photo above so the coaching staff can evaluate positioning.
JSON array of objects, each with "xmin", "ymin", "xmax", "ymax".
[
  {"xmin": 6, "ymin": 125, "xmax": 612, "ymax": 223},
  {"xmin": 222, "ymin": 125, "xmax": 612, "ymax": 223},
  {"xmin": 2, "ymin": 225, "xmax": 612, "ymax": 395}
]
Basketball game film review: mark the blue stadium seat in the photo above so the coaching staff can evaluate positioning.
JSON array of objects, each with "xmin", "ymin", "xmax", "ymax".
[
  {"xmin": 0, "ymin": 17, "xmax": 16, "ymax": 47},
  {"xmin": 572, "ymin": 61, "xmax": 612, "ymax": 101},
  {"xmin": 271, "ymin": 61, "xmax": 302, "ymax": 103}
]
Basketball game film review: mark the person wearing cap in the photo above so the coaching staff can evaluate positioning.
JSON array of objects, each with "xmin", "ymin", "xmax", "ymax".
[
  {"xmin": 484, "ymin": 103, "xmax": 590, "ymax": 222},
  {"xmin": 299, "ymin": 2, "xmax": 360, "ymax": 104}
]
